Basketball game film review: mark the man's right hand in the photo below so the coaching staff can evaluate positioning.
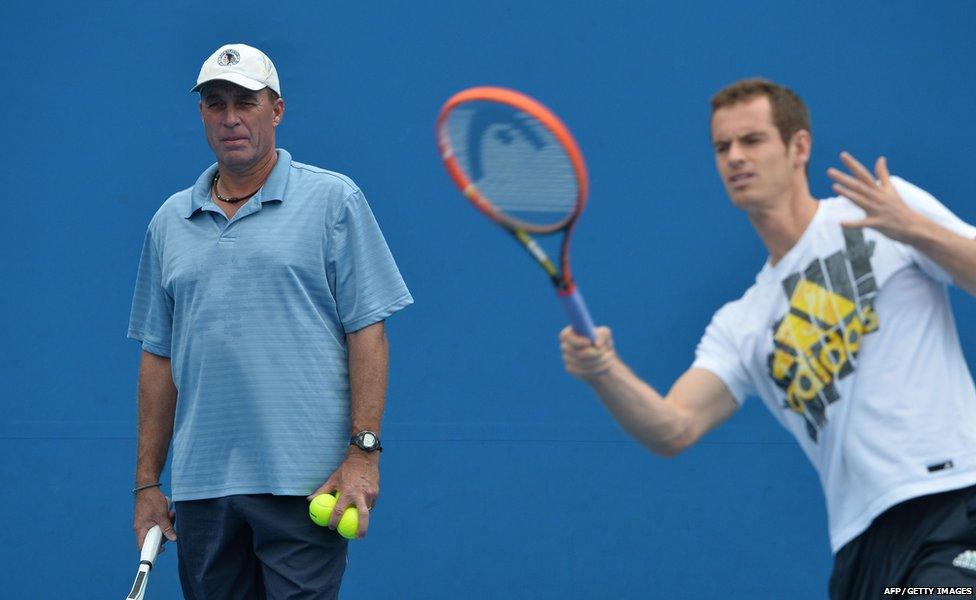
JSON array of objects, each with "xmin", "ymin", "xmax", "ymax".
[
  {"xmin": 560, "ymin": 325, "xmax": 618, "ymax": 382},
  {"xmin": 133, "ymin": 486, "xmax": 177, "ymax": 550}
]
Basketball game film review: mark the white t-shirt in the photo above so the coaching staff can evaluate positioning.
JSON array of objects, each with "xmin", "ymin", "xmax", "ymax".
[{"xmin": 692, "ymin": 177, "xmax": 976, "ymax": 553}]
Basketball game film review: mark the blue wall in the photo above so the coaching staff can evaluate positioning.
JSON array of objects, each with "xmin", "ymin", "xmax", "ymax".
[{"xmin": 2, "ymin": 1, "xmax": 975, "ymax": 597}]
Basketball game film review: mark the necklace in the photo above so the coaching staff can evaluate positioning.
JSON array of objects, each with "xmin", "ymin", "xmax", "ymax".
[{"xmin": 212, "ymin": 171, "xmax": 262, "ymax": 204}]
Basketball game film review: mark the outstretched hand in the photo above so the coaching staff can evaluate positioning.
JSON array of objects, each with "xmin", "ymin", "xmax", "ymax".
[{"xmin": 827, "ymin": 152, "xmax": 923, "ymax": 243}]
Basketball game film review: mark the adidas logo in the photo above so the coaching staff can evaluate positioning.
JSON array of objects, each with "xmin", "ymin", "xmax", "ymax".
[{"xmin": 953, "ymin": 550, "xmax": 976, "ymax": 572}]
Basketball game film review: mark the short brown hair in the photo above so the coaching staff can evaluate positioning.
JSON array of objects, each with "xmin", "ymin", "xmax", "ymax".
[{"xmin": 711, "ymin": 78, "xmax": 811, "ymax": 145}]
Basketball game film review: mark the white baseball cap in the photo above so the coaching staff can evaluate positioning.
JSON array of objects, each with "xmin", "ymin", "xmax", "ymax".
[{"xmin": 191, "ymin": 43, "xmax": 281, "ymax": 95}]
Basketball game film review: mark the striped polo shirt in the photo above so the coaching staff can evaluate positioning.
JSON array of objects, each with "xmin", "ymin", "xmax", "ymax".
[{"xmin": 128, "ymin": 149, "xmax": 412, "ymax": 501}]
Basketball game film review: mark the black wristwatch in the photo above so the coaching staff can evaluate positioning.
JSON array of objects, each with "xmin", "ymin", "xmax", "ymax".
[{"xmin": 350, "ymin": 430, "xmax": 382, "ymax": 453}]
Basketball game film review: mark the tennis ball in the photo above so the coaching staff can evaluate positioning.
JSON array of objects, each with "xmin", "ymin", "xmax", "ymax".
[
  {"xmin": 309, "ymin": 493, "xmax": 336, "ymax": 526},
  {"xmin": 336, "ymin": 506, "xmax": 359, "ymax": 540},
  {"xmin": 309, "ymin": 493, "xmax": 359, "ymax": 540}
]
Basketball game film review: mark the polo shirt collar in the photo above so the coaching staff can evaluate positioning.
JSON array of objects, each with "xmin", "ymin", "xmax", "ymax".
[{"xmin": 184, "ymin": 148, "xmax": 292, "ymax": 218}]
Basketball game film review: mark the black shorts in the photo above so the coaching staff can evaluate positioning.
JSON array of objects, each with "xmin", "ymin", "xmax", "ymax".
[
  {"xmin": 830, "ymin": 484, "xmax": 976, "ymax": 599},
  {"xmin": 175, "ymin": 494, "xmax": 348, "ymax": 600}
]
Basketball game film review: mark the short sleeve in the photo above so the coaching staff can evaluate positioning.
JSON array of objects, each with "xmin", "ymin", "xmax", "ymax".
[
  {"xmin": 328, "ymin": 190, "xmax": 413, "ymax": 333},
  {"xmin": 691, "ymin": 304, "xmax": 755, "ymax": 405},
  {"xmin": 127, "ymin": 227, "xmax": 174, "ymax": 357},
  {"xmin": 892, "ymin": 177, "xmax": 976, "ymax": 285}
]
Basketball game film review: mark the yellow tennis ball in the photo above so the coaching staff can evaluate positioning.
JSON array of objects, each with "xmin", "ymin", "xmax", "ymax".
[
  {"xmin": 308, "ymin": 493, "xmax": 359, "ymax": 540},
  {"xmin": 309, "ymin": 493, "xmax": 336, "ymax": 527},
  {"xmin": 337, "ymin": 506, "xmax": 358, "ymax": 540}
]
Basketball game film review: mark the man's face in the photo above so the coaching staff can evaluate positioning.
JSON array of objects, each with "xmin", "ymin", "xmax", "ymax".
[
  {"xmin": 710, "ymin": 96, "xmax": 804, "ymax": 211},
  {"xmin": 199, "ymin": 82, "xmax": 283, "ymax": 170}
]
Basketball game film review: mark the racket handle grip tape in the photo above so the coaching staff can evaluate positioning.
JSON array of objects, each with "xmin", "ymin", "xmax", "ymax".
[
  {"xmin": 559, "ymin": 286, "xmax": 597, "ymax": 342},
  {"xmin": 141, "ymin": 525, "xmax": 163, "ymax": 564}
]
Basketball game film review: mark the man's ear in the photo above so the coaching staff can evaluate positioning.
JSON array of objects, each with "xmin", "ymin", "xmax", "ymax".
[
  {"xmin": 790, "ymin": 129, "xmax": 812, "ymax": 169},
  {"xmin": 273, "ymin": 97, "xmax": 285, "ymax": 126}
]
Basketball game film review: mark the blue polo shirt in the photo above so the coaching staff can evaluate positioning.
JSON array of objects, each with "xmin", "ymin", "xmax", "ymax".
[{"xmin": 127, "ymin": 149, "xmax": 412, "ymax": 501}]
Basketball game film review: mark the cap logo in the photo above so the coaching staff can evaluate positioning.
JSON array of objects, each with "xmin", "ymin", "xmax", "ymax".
[{"xmin": 217, "ymin": 49, "xmax": 241, "ymax": 66}]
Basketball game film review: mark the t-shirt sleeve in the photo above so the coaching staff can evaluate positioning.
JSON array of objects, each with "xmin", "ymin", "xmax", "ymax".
[
  {"xmin": 690, "ymin": 303, "xmax": 754, "ymax": 405},
  {"xmin": 891, "ymin": 176, "xmax": 976, "ymax": 285},
  {"xmin": 328, "ymin": 190, "xmax": 413, "ymax": 333},
  {"xmin": 127, "ymin": 227, "xmax": 174, "ymax": 357}
]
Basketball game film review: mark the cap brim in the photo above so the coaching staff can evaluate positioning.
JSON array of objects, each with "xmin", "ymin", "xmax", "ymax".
[{"xmin": 190, "ymin": 72, "xmax": 267, "ymax": 94}]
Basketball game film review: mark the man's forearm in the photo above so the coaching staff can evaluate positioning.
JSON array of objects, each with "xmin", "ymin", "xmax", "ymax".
[
  {"xmin": 308, "ymin": 321, "xmax": 388, "ymax": 529},
  {"xmin": 908, "ymin": 218, "xmax": 976, "ymax": 296},
  {"xmin": 346, "ymin": 321, "xmax": 388, "ymax": 439},
  {"xmin": 587, "ymin": 360, "xmax": 692, "ymax": 456},
  {"xmin": 135, "ymin": 350, "xmax": 177, "ymax": 484}
]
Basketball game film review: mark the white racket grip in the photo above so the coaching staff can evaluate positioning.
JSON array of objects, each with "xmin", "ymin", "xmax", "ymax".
[
  {"xmin": 141, "ymin": 525, "xmax": 163, "ymax": 565},
  {"xmin": 560, "ymin": 286, "xmax": 597, "ymax": 343}
]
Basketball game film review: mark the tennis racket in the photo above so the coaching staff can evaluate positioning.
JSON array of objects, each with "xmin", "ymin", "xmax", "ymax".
[
  {"xmin": 126, "ymin": 499, "xmax": 171, "ymax": 600},
  {"xmin": 436, "ymin": 86, "xmax": 597, "ymax": 341}
]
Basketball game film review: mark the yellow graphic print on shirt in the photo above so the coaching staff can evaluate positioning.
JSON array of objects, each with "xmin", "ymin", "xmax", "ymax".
[{"xmin": 767, "ymin": 229, "xmax": 880, "ymax": 442}]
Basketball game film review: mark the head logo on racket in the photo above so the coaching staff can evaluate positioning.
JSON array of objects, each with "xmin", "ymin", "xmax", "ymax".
[{"xmin": 436, "ymin": 86, "xmax": 597, "ymax": 342}]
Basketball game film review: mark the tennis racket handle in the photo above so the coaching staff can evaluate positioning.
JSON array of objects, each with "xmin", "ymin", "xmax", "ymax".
[
  {"xmin": 560, "ymin": 286, "xmax": 597, "ymax": 342},
  {"xmin": 141, "ymin": 525, "xmax": 163, "ymax": 565}
]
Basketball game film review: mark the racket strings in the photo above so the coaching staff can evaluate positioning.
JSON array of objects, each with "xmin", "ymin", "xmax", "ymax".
[{"xmin": 445, "ymin": 102, "xmax": 579, "ymax": 226}]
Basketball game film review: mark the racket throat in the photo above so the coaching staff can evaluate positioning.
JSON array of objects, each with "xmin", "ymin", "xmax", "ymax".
[{"xmin": 512, "ymin": 230, "xmax": 563, "ymax": 287}]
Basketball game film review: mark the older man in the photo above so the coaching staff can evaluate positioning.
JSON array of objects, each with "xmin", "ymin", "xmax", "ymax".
[{"xmin": 128, "ymin": 43, "xmax": 412, "ymax": 599}]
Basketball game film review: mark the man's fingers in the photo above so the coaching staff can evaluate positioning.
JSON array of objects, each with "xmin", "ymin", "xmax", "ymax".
[
  {"xmin": 331, "ymin": 490, "xmax": 356, "ymax": 526},
  {"xmin": 153, "ymin": 514, "xmax": 177, "ymax": 541},
  {"xmin": 560, "ymin": 325, "xmax": 592, "ymax": 349},
  {"xmin": 307, "ymin": 481, "xmax": 337, "ymax": 502},
  {"xmin": 826, "ymin": 167, "xmax": 860, "ymax": 189},
  {"xmin": 134, "ymin": 496, "xmax": 177, "ymax": 547},
  {"xmin": 564, "ymin": 351, "xmax": 614, "ymax": 378},
  {"xmin": 594, "ymin": 327, "xmax": 613, "ymax": 348},
  {"xmin": 561, "ymin": 324, "xmax": 615, "ymax": 380},
  {"xmin": 336, "ymin": 490, "xmax": 370, "ymax": 512},
  {"xmin": 564, "ymin": 325, "xmax": 612, "ymax": 349},
  {"xmin": 331, "ymin": 492, "xmax": 373, "ymax": 537},
  {"xmin": 135, "ymin": 518, "xmax": 176, "ymax": 549},
  {"xmin": 831, "ymin": 183, "xmax": 872, "ymax": 209},
  {"xmin": 159, "ymin": 504, "xmax": 178, "ymax": 541},
  {"xmin": 828, "ymin": 169, "xmax": 878, "ymax": 200},
  {"xmin": 839, "ymin": 151, "xmax": 875, "ymax": 184},
  {"xmin": 876, "ymin": 156, "xmax": 892, "ymax": 187},
  {"xmin": 562, "ymin": 344, "xmax": 604, "ymax": 364},
  {"xmin": 841, "ymin": 218, "xmax": 873, "ymax": 230},
  {"xmin": 357, "ymin": 505, "xmax": 370, "ymax": 539}
]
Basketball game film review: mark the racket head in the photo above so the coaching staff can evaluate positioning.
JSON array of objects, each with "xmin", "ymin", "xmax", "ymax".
[{"xmin": 437, "ymin": 86, "xmax": 589, "ymax": 234}]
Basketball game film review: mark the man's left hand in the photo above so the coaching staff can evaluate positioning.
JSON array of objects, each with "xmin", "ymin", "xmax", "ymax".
[
  {"xmin": 827, "ymin": 151, "xmax": 925, "ymax": 244},
  {"xmin": 307, "ymin": 449, "xmax": 379, "ymax": 539}
]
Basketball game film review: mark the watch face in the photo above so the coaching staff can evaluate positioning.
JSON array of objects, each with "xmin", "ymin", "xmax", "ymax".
[{"xmin": 361, "ymin": 432, "xmax": 377, "ymax": 448}]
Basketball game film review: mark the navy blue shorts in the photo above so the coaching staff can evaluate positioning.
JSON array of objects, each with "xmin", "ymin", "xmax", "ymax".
[
  {"xmin": 830, "ymin": 485, "xmax": 976, "ymax": 599},
  {"xmin": 175, "ymin": 495, "xmax": 348, "ymax": 600}
]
